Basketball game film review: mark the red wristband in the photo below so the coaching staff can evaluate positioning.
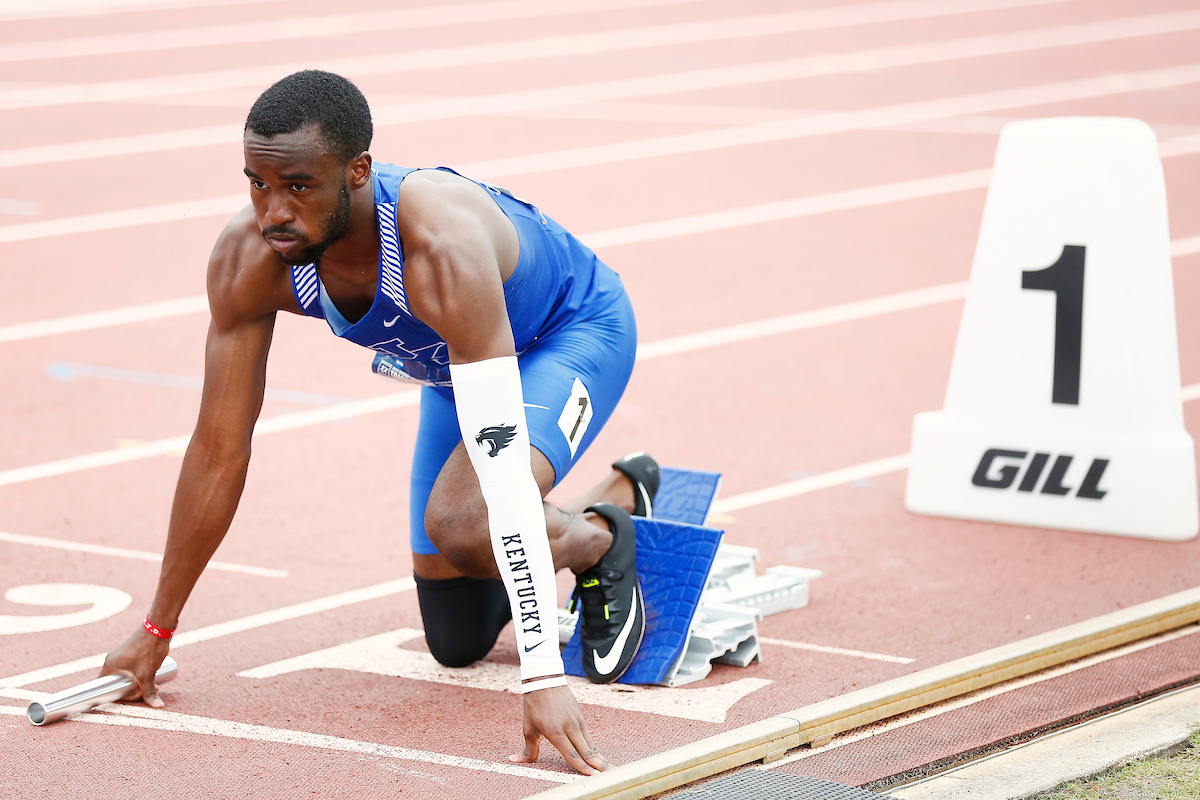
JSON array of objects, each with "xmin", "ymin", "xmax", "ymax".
[{"xmin": 143, "ymin": 617, "xmax": 175, "ymax": 640}]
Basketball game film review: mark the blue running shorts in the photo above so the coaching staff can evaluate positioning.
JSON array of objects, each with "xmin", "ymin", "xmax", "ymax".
[{"xmin": 408, "ymin": 291, "xmax": 637, "ymax": 555}]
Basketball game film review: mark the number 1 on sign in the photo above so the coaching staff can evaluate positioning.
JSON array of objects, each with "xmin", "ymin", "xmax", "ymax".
[{"xmin": 1022, "ymin": 244, "xmax": 1085, "ymax": 406}]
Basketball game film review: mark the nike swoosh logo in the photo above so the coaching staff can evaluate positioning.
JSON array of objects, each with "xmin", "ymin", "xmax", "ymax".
[
  {"xmin": 383, "ymin": 316, "xmax": 401, "ymax": 327},
  {"xmin": 524, "ymin": 641, "xmax": 542, "ymax": 653},
  {"xmin": 592, "ymin": 586, "xmax": 640, "ymax": 676},
  {"xmin": 636, "ymin": 483, "xmax": 653, "ymax": 518}
]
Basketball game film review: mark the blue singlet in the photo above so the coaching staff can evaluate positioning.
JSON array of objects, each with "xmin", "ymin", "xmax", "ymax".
[{"xmin": 287, "ymin": 164, "xmax": 638, "ymax": 554}]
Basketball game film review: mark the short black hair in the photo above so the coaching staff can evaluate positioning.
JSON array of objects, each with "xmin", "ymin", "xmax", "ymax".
[{"xmin": 245, "ymin": 70, "xmax": 373, "ymax": 163}]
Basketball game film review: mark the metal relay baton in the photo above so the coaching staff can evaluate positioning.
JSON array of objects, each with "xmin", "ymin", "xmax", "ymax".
[{"xmin": 27, "ymin": 656, "xmax": 178, "ymax": 726}]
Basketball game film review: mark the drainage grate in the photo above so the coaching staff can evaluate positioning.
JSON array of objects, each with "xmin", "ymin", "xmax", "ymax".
[{"xmin": 670, "ymin": 771, "xmax": 897, "ymax": 799}]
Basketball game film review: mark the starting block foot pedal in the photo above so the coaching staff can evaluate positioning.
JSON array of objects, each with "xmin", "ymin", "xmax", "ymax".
[
  {"xmin": 562, "ymin": 516, "xmax": 724, "ymax": 685},
  {"xmin": 655, "ymin": 466, "xmax": 722, "ymax": 525}
]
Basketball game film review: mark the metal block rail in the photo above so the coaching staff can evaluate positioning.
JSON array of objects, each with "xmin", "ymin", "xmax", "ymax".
[
  {"xmin": 706, "ymin": 559, "xmax": 824, "ymax": 618},
  {"xmin": 656, "ymin": 547, "xmax": 821, "ymax": 686},
  {"xmin": 660, "ymin": 602, "xmax": 761, "ymax": 687}
]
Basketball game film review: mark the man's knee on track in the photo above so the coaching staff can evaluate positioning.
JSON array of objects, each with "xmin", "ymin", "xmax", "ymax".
[
  {"xmin": 424, "ymin": 626, "xmax": 495, "ymax": 668},
  {"xmin": 415, "ymin": 575, "xmax": 512, "ymax": 668}
]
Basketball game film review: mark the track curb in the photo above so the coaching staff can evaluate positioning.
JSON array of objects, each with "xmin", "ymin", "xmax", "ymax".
[
  {"xmin": 525, "ymin": 585, "xmax": 1200, "ymax": 800},
  {"xmin": 890, "ymin": 681, "xmax": 1200, "ymax": 799}
]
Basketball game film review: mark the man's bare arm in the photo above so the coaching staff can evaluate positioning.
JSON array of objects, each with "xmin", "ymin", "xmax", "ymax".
[{"xmin": 101, "ymin": 210, "xmax": 287, "ymax": 704}]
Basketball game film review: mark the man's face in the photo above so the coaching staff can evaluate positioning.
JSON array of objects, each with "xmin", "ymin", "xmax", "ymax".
[{"xmin": 243, "ymin": 126, "xmax": 354, "ymax": 267}]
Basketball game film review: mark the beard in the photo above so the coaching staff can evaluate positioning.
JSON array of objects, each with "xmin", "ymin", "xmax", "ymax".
[{"xmin": 263, "ymin": 180, "xmax": 353, "ymax": 267}]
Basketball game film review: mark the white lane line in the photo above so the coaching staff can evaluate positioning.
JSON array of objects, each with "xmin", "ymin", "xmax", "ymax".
[
  {"xmin": 0, "ymin": 0, "xmax": 1063, "ymax": 64},
  {"xmin": 0, "ymin": 577, "xmax": 416, "ymax": 689},
  {"xmin": 711, "ymin": 377, "xmax": 1200, "ymax": 517},
  {"xmin": 0, "ymin": 296, "xmax": 208, "ymax": 344},
  {"xmin": 0, "ymin": 0, "xmax": 278, "ymax": 22},
  {"xmin": 4, "ymin": 9, "xmax": 1199, "ymax": 166},
  {"xmin": 5, "ymin": 159, "xmax": 1200, "ymax": 346},
  {"xmin": 761, "ymin": 622, "xmax": 1200, "ymax": 768},
  {"xmin": 759, "ymin": 637, "xmax": 916, "ymax": 665},
  {"xmin": 0, "ymin": 531, "xmax": 286, "ymax": 578},
  {"xmin": 1, "ymin": 296, "xmax": 933, "ymax": 487},
  {"xmin": 6, "ymin": 61, "xmax": 1200, "ymax": 246},
  {"xmin": 469, "ymin": 72, "xmax": 1200, "ymax": 183},
  {"xmin": 0, "ymin": 194, "xmax": 244, "ymax": 245},
  {"xmin": 591, "ymin": 173, "xmax": 993, "ymax": 249},
  {"xmin": 4, "ymin": 0, "xmax": 1157, "ymax": 112},
  {"xmin": 4, "ymin": 275, "xmax": 1199, "ymax": 489},
  {"xmin": 0, "ymin": 389, "xmax": 420, "ymax": 487},
  {"xmin": 712, "ymin": 455, "xmax": 916, "ymax": 515},
  {"xmin": 0, "ymin": 703, "xmax": 573, "ymax": 784},
  {"xmin": 1171, "ymin": 234, "xmax": 1200, "ymax": 258},
  {"xmin": 637, "ymin": 284, "xmax": 969, "ymax": 360}
]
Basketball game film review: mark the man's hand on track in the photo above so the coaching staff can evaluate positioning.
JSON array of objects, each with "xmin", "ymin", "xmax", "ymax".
[
  {"xmin": 100, "ymin": 627, "xmax": 171, "ymax": 708},
  {"xmin": 510, "ymin": 685, "xmax": 611, "ymax": 775}
]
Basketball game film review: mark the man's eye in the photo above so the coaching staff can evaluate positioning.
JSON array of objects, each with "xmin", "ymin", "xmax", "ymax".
[
  {"xmin": 250, "ymin": 180, "xmax": 265, "ymax": 190},
  {"xmin": 291, "ymin": 184, "xmax": 308, "ymax": 192}
]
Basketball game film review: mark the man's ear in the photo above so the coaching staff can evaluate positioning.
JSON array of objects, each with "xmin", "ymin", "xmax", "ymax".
[{"xmin": 347, "ymin": 151, "xmax": 373, "ymax": 189}]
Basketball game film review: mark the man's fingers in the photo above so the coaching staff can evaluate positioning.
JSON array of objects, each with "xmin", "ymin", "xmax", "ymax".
[
  {"xmin": 143, "ymin": 686, "xmax": 164, "ymax": 709},
  {"xmin": 509, "ymin": 731, "xmax": 541, "ymax": 764},
  {"xmin": 568, "ymin": 727, "xmax": 611, "ymax": 772},
  {"xmin": 546, "ymin": 730, "xmax": 600, "ymax": 776}
]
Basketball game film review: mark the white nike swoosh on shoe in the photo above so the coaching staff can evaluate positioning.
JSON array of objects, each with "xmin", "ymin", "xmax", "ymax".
[
  {"xmin": 592, "ymin": 587, "xmax": 640, "ymax": 676},
  {"xmin": 637, "ymin": 483, "xmax": 653, "ymax": 517},
  {"xmin": 383, "ymin": 316, "xmax": 401, "ymax": 327}
]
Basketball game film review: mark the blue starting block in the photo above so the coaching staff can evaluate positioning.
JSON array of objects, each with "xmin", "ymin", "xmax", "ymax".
[
  {"xmin": 561, "ymin": 466, "xmax": 725, "ymax": 686},
  {"xmin": 654, "ymin": 467, "xmax": 723, "ymax": 526},
  {"xmin": 561, "ymin": 515, "xmax": 724, "ymax": 685},
  {"xmin": 559, "ymin": 464, "xmax": 822, "ymax": 686}
]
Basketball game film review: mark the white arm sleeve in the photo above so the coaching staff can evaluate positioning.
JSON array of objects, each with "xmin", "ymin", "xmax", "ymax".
[{"xmin": 449, "ymin": 356, "xmax": 567, "ymax": 693}]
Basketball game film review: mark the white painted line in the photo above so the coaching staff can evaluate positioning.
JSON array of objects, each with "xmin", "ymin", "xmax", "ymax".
[
  {"xmin": 8, "ymin": 0, "xmax": 1163, "ymax": 112},
  {"xmin": 4, "ymin": 158, "xmax": 1199, "ymax": 345},
  {"xmin": 0, "ymin": 124, "xmax": 244, "ymax": 170},
  {"xmin": 637, "ymin": 284, "xmax": 970, "ymax": 360},
  {"xmin": 712, "ymin": 456, "xmax": 915, "ymax": 514},
  {"xmin": 0, "ymin": 433, "xmax": 195, "ymax": 487},
  {"xmin": 589, "ymin": 172, "xmax": 992, "ymax": 249},
  {"xmin": 1171, "ymin": 234, "xmax": 1200, "ymax": 257},
  {"xmin": 5, "ymin": 10, "xmax": 1200, "ymax": 166},
  {"xmin": 0, "ymin": 194, "xmax": 244, "ymax": 245},
  {"xmin": 239, "ymin": 628, "xmax": 772, "ymax": 723},
  {"xmin": 0, "ymin": 577, "xmax": 416, "ymax": 689},
  {"xmin": 0, "ymin": 389, "xmax": 420, "ymax": 487},
  {"xmin": 7, "ymin": 60, "xmax": 1200, "ymax": 245},
  {"xmin": 0, "ymin": 583, "xmax": 131, "ymax": 635},
  {"xmin": 4, "ymin": 289, "xmax": 1198, "ymax": 490},
  {"xmin": 762, "ymin": 623, "xmax": 1200, "ymax": 768},
  {"xmin": 464, "ymin": 73, "xmax": 1200, "ymax": 183},
  {"xmin": 0, "ymin": 703, "xmax": 574, "ymax": 783},
  {"xmin": 0, "ymin": 0, "xmax": 278, "ymax": 22},
  {"xmin": 0, "ymin": 530, "xmax": 287, "ymax": 578},
  {"xmin": 714, "ymin": 377, "xmax": 1200, "ymax": 515},
  {"xmin": 0, "ymin": 295, "xmax": 207, "ymax": 344},
  {"xmin": 0, "ymin": 0, "xmax": 1065, "ymax": 64},
  {"xmin": 759, "ymin": 637, "xmax": 915, "ymax": 665}
]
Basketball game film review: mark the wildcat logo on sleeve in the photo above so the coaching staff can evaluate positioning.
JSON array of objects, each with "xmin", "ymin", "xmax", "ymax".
[{"xmin": 476, "ymin": 424, "xmax": 517, "ymax": 457}]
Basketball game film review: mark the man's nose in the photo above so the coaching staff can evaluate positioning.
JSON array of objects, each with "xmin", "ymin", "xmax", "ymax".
[{"xmin": 266, "ymin": 193, "xmax": 295, "ymax": 226}]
